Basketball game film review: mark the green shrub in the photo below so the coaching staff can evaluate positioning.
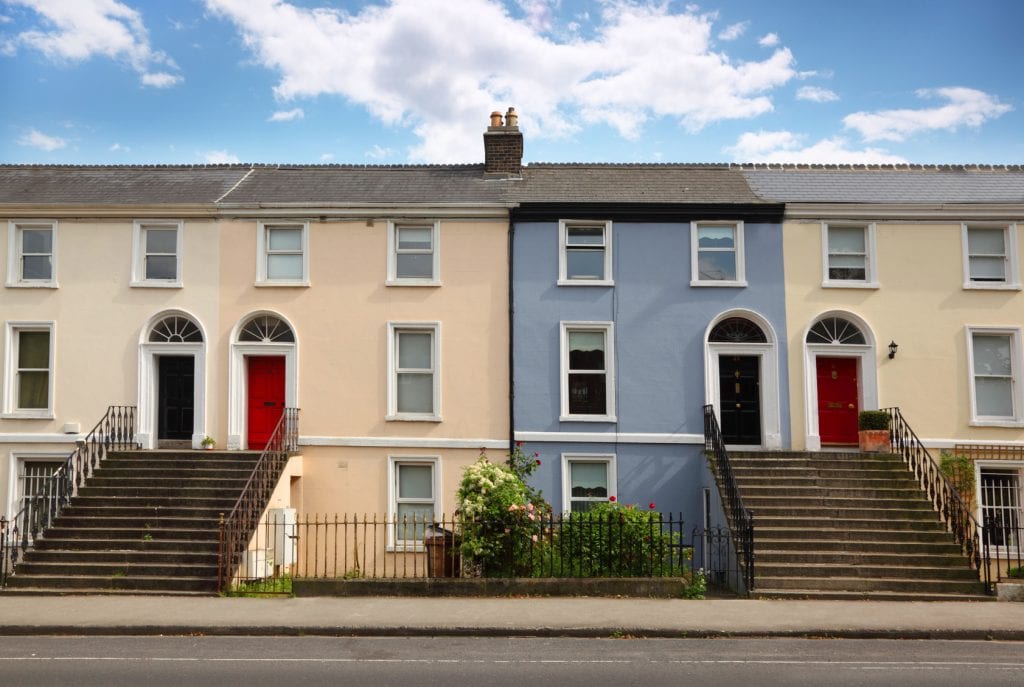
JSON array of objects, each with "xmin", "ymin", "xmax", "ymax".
[
  {"xmin": 939, "ymin": 451, "xmax": 976, "ymax": 506},
  {"xmin": 858, "ymin": 410, "xmax": 891, "ymax": 430},
  {"xmin": 1008, "ymin": 566, "xmax": 1023, "ymax": 579}
]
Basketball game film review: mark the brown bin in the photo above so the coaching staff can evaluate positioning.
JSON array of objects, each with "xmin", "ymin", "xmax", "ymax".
[{"xmin": 424, "ymin": 525, "xmax": 460, "ymax": 577}]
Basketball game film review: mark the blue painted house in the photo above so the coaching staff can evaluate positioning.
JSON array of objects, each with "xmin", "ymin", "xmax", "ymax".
[{"xmin": 510, "ymin": 165, "xmax": 787, "ymax": 529}]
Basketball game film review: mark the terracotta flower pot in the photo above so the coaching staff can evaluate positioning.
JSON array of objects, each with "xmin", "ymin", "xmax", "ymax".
[{"xmin": 858, "ymin": 429, "xmax": 891, "ymax": 453}]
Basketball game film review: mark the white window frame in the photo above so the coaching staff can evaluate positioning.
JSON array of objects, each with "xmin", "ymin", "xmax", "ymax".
[
  {"xmin": 131, "ymin": 220, "xmax": 183, "ymax": 287},
  {"xmin": 976, "ymin": 462, "xmax": 1023, "ymax": 553},
  {"xmin": 256, "ymin": 221, "xmax": 309, "ymax": 286},
  {"xmin": 961, "ymin": 223, "xmax": 1020, "ymax": 290},
  {"xmin": 560, "ymin": 321, "xmax": 616, "ymax": 422},
  {"xmin": 821, "ymin": 222, "xmax": 879, "ymax": 288},
  {"xmin": 386, "ymin": 221, "xmax": 441, "ymax": 286},
  {"xmin": 2, "ymin": 321, "xmax": 56, "ymax": 419},
  {"xmin": 387, "ymin": 455, "xmax": 441, "ymax": 551},
  {"xmin": 966, "ymin": 326, "xmax": 1024, "ymax": 427},
  {"xmin": 561, "ymin": 453, "xmax": 616, "ymax": 513},
  {"xmin": 558, "ymin": 220, "xmax": 613, "ymax": 286},
  {"xmin": 387, "ymin": 322, "xmax": 441, "ymax": 422},
  {"xmin": 690, "ymin": 221, "xmax": 746, "ymax": 287},
  {"xmin": 6, "ymin": 452, "xmax": 67, "ymax": 520},
  {"xmin": 6, "ymin": 220, "xmax": 57, "ymax": 288}
]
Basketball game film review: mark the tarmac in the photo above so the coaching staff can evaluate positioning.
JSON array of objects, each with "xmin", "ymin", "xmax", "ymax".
[{"xmin": 0, "ymin": 595, "xmax": 1022, "ymax": 640}]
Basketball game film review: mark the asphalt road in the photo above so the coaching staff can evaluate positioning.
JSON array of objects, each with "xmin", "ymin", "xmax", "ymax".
[{"xmin": 2, "ymin": 636, "xmax": 1023, "ymax": 686}]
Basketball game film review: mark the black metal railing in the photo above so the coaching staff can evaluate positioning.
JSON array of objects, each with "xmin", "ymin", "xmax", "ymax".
[
  {"xmin": 221, "ymin": 511, "xmax": 737, "ymax": 596},
  {"xmin": 218, "ymin": 408, "xmax": 299, "ymax": 593},
  {"xmin": 702, "ymin": 404, "xmax": 754, "ymax": 593},
  {"xmin": 1, "ymin": 405, "xmax": 137, "ymax": 587},
  {"xmin": 984, "ymin": 522, "xmax": 1022, "ymax": 582},
  {"xmin": 883, "ymin": 406, "xmax": 992, "ymax": 594}
]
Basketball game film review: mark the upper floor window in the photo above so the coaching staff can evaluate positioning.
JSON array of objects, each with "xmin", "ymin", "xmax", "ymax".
[
  {"xmin": 132, "ymin": 221, "xmax": 182, "ymax": 287},
  {"xmin": 560, "ymin": 322, "xmax": 615, "ymax": 422},
  {"xmin": 388, "ymin": 222, "xmax": 440, "ymax": 285},
  {"xmin": 967, "ymin": 327, "xmax": 1023, "ymax": 426},
  {"xmin": 6, "ymin": 221, "xmax": 57, "ymax": 288},
  {"xmin": 962, "ymin": 223, "xmax": 1020, "ymax": 290},
  {"xmin": 691, "ymin": 221, "xmax": 746, "ymax": 287},
  {"xmin": 823, "ymin": 223, "xmax": 878, "ymax": 288},
  {"xmin": 559, "ymin": 220, "xmax": 612, "ymax": 285},
  {"xmin": 387, "ymin": 322, "xmax": 440, "ymax": 421},
  {"xmin": 257, "ymin": 222, "xmax": 308, "ymax": 286},
  {"xmin": 3, "ymin": 321, "xmax": 55, "ymax": 418}
]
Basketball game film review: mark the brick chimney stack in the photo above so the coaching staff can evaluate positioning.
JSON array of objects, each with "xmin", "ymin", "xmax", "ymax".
[{"xmin": 483, "ymin": 107, "xmax": 523, "ymax": 177}]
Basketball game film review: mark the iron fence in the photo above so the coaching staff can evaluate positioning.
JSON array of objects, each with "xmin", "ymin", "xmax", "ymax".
[
  {"xmin": 221, "ymin": 512, "xmax": 744, "ymax": 595},
  {"xmin": 985, "ymin": 522, "xmax": 1023, "ymax": 583}
]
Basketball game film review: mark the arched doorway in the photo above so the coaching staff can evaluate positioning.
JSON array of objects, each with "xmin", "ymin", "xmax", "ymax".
[
  {"xmin": 137, "ymin": 311, "xmax": 207, "ymax": 449},
  {"xmin": 704, "ymin": 310, "xmax": 782, "ymax": 449},
  {"xmin": 803, "ymin": 312, "xmax": 877, "ymax": 450},
  {"xmin": 228, "ymin": 312, "xmax": 298, "ymax": 450}
]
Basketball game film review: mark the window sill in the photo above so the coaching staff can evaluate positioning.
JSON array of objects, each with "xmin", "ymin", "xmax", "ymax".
[
  {"xmin": 130, "ymin": 281, "xmax": 182, "ymax": 289},
  {"xmin": 690, "ymin": 280, "xmax": 747, "ymax": 288},
  {"xmin": 559, "ymin": 415, "xmax": 617, "ymax": 423},
  {"xmin": 822, "ymin": 281, "xmax": 880, "ymax": 290},
  {"xmin": 557, "ymin": 279, "xmax": 615, "ymax": 287},
  {"xmin": 386, "ymin": 414, "xmax": 442, "ymax": 423},
  {"xmin": 386, "ymin": 544, "xmax": 426, "ymax": 553},
  {"xmin": 5, "ymin": 281, "xmax": 58, "ymax": 289},
  {"xmin": 970, "ymin": 419, "xmax": 1024, "ymax": 428},
  {"xmin": 962, "ymin": 282, "xmax": 1022, "ymax": 291},
  {"xmin": 255, "ymin": 280, "xmax": 310, "ymax": 288},
  {"xmin": 385, "ymin": 279, "xmax": 442, "ymax": 287},
  {"xmin": 1, "ymin": 411, "xmax": 55, "ymax": 420}
]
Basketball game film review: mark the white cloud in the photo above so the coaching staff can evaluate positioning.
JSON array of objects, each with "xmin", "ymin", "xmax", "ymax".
[
  {"xmin": 108, "ymin": 142, "xmax": 130, "ymax": 152},
  {"xmin": 717, "ymin": 21, "xmax": 748, "ymax": 41},
  {"xmin": 724, "ymin": 130, "xmax": 906, "ymax": 164},
  {"xmin": 204, "ymin": 0, "xmax": 798, "ymax": 162},
  {"xmin": 269, "ymin": 108, "xmax": 305, "ymax": 122},
  {"xmin": 758, "ymin": 32, "xmax": 779, "ymax": 47},
  {"xmin": 203, "ymin": 149, "xmax": 241, "ymax": 163},
  {"xmin": 18, "ymin": 128, "xmax": 67, "ymax": 151},
  {"xmin": 796, "ymin": 86, "xmax": 838, "ymax": 103},
  {"xmin": 319, "ymin": 152, "xmax": 334, "ymax": 161},
  {"xmin": 844, "ymin": 87, "xmax": 1013, "ymax": 142},
  {"xmin": 5, "ymin": 0, "xmax": 182, "ymax": 87},
  {"xmin": 365, "ymin": 144, "xmax": 395, "ymax": 159},
  {"xmin": 516, "ymin": 0, "xmax": 555, "ymax": 32},
  {"xmin": 0, "ymin": 14, "xmax": 13, "ymax": 24}
]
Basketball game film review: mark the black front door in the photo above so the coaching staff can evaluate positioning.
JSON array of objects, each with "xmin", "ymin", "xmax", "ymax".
[
  {"xmin": 718, "ymin": 355, "xmax": 761, "ymax": 445},
  {"xmin": 158, "ymin": 356, "xmax": 194, "ymax": 440}
]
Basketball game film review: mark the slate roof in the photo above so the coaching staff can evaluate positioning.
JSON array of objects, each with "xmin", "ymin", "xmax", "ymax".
[
  {"xmin": 515, "ymin": 164, "xmax": 765, "ymax": 204},
  {"xmin": 0, "ymin": 165, "xmax": 251, "ymax": 205},
  {"xmin": 739, "ymin": 165, "xmax": 1024, "ymax": 204}
]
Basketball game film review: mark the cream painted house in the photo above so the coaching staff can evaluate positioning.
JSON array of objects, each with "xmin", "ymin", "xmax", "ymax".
[{"xmin": 741, "ymin": 165, "xmax": 1024, "ymax": 536}]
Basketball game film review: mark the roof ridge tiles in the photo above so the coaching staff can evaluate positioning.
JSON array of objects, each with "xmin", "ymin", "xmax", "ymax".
[{"xmin": 732, "ymin": 162, "xmax": 1024, "ymax": 172}]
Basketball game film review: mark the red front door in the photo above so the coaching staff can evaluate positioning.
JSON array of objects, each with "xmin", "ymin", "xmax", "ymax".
[
  {"xmin": 816, "ymin": 357, "xmax": 858, "ymax": 445},
  {"xmin": 247, "ymin": 356, "xmax": 285, "ymax": 450}
]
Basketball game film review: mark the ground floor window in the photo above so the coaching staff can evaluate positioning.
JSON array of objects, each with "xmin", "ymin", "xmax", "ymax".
[
  {"xmin": 561, "ymin": 454, "xmax": 616, "ymax": 513},
  {"xmin": 387, "ymin": 456, "xmax": 439, "ymax": 548},
  {"xmin": 11, "ymin": 457, "xmax": 64, "ymax": 520},
  {"xmin": 980, "ymin": 467, "xmax": 1021, "ymax": 548}
]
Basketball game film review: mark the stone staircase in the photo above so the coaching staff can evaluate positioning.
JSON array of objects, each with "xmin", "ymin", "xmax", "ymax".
[
  {"xmin": 3, "ymin": 450, "xmax": 261, "ymax": 595},
  {"xmin": 730, "ymin": 451, "xmax": 991, "ymax": 601}
]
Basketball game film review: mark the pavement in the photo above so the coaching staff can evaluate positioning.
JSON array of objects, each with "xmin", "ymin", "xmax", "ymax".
[{"xmin": 0, "ymin": 595, "xmax": 1022, "ymax": 639}]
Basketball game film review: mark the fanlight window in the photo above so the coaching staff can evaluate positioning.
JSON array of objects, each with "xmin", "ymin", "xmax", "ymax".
[
  {"xmin": 149, "ymin": 316, "xmax": 202, "ymax": 343},
  {"xmin": 806, "ymin": 317, "xmax": 866, "ymax": 345},
  {"xmin": 239, "ymin": 315, "xmax": 295, "ymax": 343},
  {"xmin": 709, "ymin": 317, "xmax": 767, "ymax": 344}
]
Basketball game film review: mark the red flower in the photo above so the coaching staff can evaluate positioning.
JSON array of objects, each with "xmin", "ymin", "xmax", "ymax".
[
  {"xmin": 516, "ymin": 441, "xmax": 523, "ymax": 447},
  {"xmin": 533, "ymin": 452, "xmax": 539, "ymax": 457},
  {"xmin": 648, "ymin": 502, "xmax": 656, "ymax": 510},
  {"xmin": 609, "ymin": 495, "xmax": 616, "ymax": 502},
  {"xmin": 535, "ymin": 459, "xmax": 541, "ymax": 466}
]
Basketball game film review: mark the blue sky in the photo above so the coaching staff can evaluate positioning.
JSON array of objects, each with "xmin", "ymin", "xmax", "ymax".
[{"xmin": 1, "ymin": 0, "xmax": 1020, "ymax": 165}]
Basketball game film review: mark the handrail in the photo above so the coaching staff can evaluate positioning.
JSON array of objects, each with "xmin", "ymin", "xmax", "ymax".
[
  {"xmin": 702, "ymin": 404, "xmax": 755, "ymax": 593},
  {"xmin": 1, "ymin": 405, "xmax": 137, "ymax": 587},
  {"xmin": 218, "ymin": 408, "xmax": 299, "ymax": 592},
  {"xmin": 883, "ymin": 407, "xmax": 992, "ymax": 594}
]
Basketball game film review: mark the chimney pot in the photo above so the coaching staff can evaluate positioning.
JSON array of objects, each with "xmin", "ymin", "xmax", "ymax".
[
  {"xmin": 505, "ymin": 107, "xmax": 518, "ymax": 129},
  {"xmin": 489, "ymin": 111, "xmax": 504, "ymax": 128}
]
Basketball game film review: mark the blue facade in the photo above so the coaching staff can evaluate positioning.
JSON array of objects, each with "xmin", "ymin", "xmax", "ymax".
[{"xmin": 512, "ymin": 215, "xmax": 789, "ymax": 528}]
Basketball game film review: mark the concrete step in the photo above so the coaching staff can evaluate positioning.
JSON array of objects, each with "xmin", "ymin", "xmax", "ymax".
[
  {"xmin": 77, "ymin": 486, "xmax": 243, "ymax": 498},
  {"xmin": 752, "ymin": 589, "xmax": 994, "ymax": 602},
  {"xmin": 62, "ymin": 505, "xmax": 228, "ymax": 519},
  {"xmin": 3, "ymin": 573, "xmax": 218, "ymax": 593},
  {"xmin": 49, "ymin": 516, "xmax": 217, "ymax": 530},
  {"xmin": 69, "ymin": 496, "xmax": 237, "ymax": 510},
  {"xmin": 738, "ymin": 486, "xmax": 927, "ymax": 499},
  {"xmin": 755, "ymin": 563, "xmax": 980, "ymax": 581},
  {"xmin": 752, "ymin": 575, "xmax": 986, "ymax": 595},
  {"xmin": 742, "ymin": 495, "xmax": 935, "ymax": 510},
  {"xmin": 755, "ymin": 550, "xmax": 971, "ymax": 567},
  {"xmin": 40, "ymin": 526, "xmax": 218, "ymax": 541},
  {"xmin": 752, "ymin": 517, "xmax": 948, "ymax": 532},
  {"xmin": 93, "ymin": 467, "xmax": 253, "ymax": 480},
  {"xmin": 752, "ymin": 538, "xmax": 964, "ymax": 555},
  {"xmin": 20, "ymin": 549, "xmax": 219, "ymax": 566},
  {"xmin": 749, "ymin": 506, "xmax": 939, "ymax": 520},
  {"xmin": 755, "ymin": 527, "xmax": 955, "ymax": 543},
  {"xmin": 31, "ymin": 537, "xmax": 220, "ymax": 552},
  {"xmin": 13, "ymin": 561, "xmax": 217, "ymax": 578}
]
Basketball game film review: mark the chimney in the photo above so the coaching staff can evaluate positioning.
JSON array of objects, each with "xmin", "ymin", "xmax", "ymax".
[{"xmin": 483, "ymin": 107, "xmax": 523, "ymax": 177}]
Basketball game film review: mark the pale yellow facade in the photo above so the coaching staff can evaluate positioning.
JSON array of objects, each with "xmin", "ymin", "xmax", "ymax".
[
  {"xmin": 783, "ymin": 216, "xmax": 1024, "ymax": 451},
  {"xmin": 2, "ymin": 210, "xmax": 509, "ymax": 519}
]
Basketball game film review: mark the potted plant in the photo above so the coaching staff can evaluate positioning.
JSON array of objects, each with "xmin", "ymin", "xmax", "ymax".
[
  {"xmin": 857, "ymin": 411, "xmax": 891, "ymax": 453},
  {"xmin": 201, "ymin": 435, "xmax": 216, "ymax": 450}
]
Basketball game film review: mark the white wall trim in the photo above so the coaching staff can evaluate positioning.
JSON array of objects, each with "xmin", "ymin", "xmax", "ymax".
[
  {"xmin": 919, "ymin": 438, "xmax": 1024, "ymax": 449},
  {"xmin": 300, "ymin": 436, "xmax": 506, "ymax": 449},
  {"xmin": 514, "ymin": 431, "xmax": 703, "ymax": 444},
  {"xmin": 0, "ymin": 433, "xmax": 81, "ymax": 443}
]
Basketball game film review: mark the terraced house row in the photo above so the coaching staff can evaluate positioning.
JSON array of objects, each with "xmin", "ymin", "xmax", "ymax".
[{"xmin": 2, "ymin": 111, "xmax": 1023, "ymax": 597}]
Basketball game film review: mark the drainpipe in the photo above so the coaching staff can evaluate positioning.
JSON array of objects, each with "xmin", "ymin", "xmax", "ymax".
[{"xmin": 507, "ymin": 211, "xmax": 516, "ymax": 459}]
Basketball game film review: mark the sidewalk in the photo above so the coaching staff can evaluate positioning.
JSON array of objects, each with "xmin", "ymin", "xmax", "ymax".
[{"xmin": 0, "ymin": 595, "xmax": 1021, "ymax": 639}]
